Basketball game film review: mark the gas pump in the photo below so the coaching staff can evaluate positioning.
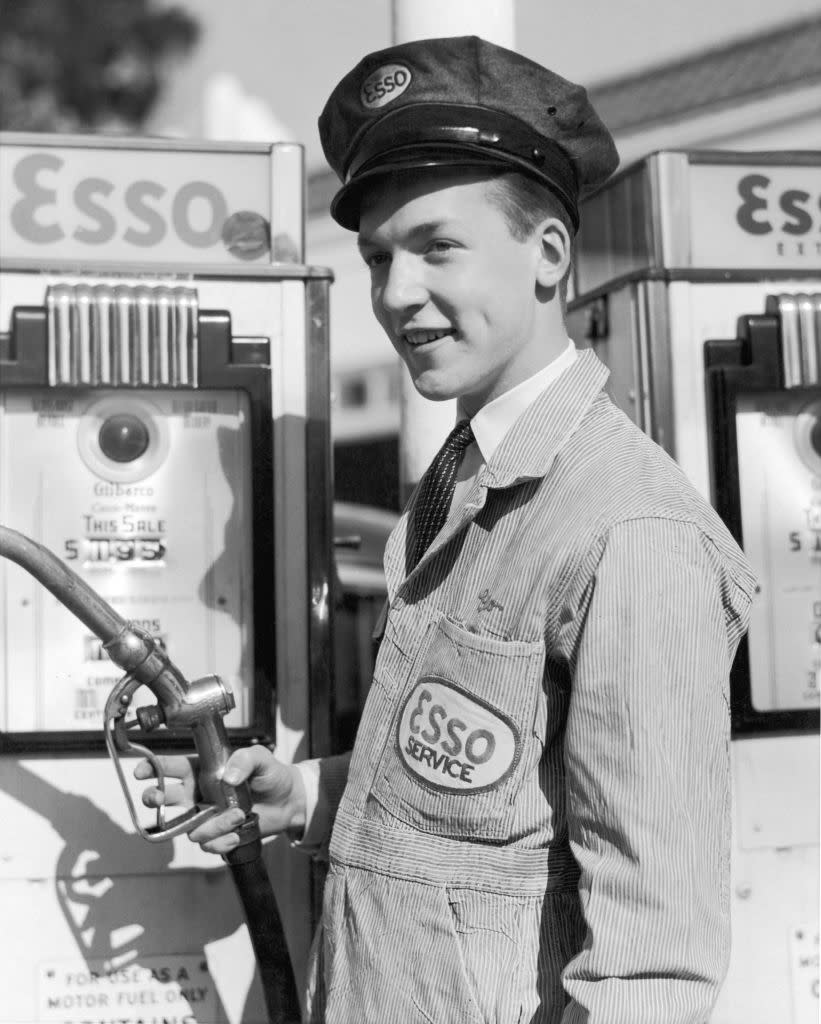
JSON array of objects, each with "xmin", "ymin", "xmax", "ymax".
[
  {"xmin": 566, "ymin": 150, "xmax": 820, "ymax": 1023},
  {"xmin": 0, "ymin": 133, "xmax": 334, "ymax": 1024}
]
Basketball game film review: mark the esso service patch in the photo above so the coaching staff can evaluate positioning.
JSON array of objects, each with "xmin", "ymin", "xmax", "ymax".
[
  {"xmin": 397, "ymin": 678, "xmax": 519, "ymax": 793},
  {"xmin": 360, "ymin": 64, "xmax": 412, "ymax": 109}
]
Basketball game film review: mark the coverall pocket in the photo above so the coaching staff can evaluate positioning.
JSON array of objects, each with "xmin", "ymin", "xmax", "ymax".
[
  {"xmin": 370, "ymin": 612, "xmax": 545, "ymax": 841},
  {"xmin": 315, "ymin": 866, "xmax": 486, "ymax": 1024},
  {"xmin": 447, "ymin": 888, "xmax": 533, "ymax": 1024}
]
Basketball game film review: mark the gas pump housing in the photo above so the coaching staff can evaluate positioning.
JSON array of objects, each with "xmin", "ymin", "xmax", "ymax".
[
  {"xmin": 567, "ymin": 149, "xmax": 820, "ymax": 1024},
  {"xmin": 0, "ymin": 132, "xmax": 334, "ymax": 1023}
]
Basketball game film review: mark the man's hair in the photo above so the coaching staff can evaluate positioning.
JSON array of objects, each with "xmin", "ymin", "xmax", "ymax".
[
  {"xmin": 359, "ymin": 165, "xmax": 576, "ymax": 305},
  {"xmin": 484, "ymin": 171, "xmax": 575, "ymax": 305}
]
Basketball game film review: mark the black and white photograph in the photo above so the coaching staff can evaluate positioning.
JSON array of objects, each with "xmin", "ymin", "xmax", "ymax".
[{"xmin": 0, "ymin": 1, "xmax": 818, "ymax": 1021}]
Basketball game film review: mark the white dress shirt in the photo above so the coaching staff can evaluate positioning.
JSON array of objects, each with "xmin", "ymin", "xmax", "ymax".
[{"xmin": 453, "ymin": 338, "xmax": 578, "ymax": 509}]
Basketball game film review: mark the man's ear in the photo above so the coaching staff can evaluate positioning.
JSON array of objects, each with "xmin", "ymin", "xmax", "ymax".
[{"xmin": 535, "ymin": 217, "xmax": 571, "ymax": 289}]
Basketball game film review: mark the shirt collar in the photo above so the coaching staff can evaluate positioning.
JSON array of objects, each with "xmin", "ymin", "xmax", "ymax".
[
  {"xmin": 481, "ymin": 348, "xmax": 609, "ymax": 487},
  {"xmin": 461, "ymin": 338, "xmax": 578, "ymax": 464},
  {"xmin": 382, "ymin": 347, "xmax": 610, "ymax": 596}
]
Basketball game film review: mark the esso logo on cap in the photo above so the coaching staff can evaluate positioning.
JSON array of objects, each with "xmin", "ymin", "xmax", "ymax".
[
  {"xmin": 397, "ymin": 678, "xmax": 519, "ymax": 793},
  {"xmin": 360, "ymin": 63, "xmax": 412, "ymax": 109}
]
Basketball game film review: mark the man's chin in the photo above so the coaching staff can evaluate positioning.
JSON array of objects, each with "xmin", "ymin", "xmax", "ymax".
[{"xmin": 411, "ymin": 380, "xmax": 459, "ymax": 403}]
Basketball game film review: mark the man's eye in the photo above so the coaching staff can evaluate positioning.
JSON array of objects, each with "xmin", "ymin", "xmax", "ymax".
[
  {"xmin": 427, "ymin": 240, "xmax": 455, "ymax": 254},
  {"xmin": 364, "ymin": 252, "xmax": 389, "ymax": 269}
]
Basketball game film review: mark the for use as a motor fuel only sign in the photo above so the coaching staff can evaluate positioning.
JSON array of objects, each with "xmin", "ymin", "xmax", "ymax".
[{"xmin": 38, "ymin": 955, "xmax": 219, "ymax": 1024}]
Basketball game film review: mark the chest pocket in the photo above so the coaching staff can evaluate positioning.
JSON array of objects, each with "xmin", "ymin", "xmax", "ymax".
[{"xmin": 369, "ymin": 612, "xmax": 545, "ymax": 842}]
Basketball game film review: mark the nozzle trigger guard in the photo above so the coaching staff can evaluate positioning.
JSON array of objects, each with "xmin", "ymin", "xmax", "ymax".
[{"xmin": 104, "ymin": 670, "xmax": 219, "ymax": 842}]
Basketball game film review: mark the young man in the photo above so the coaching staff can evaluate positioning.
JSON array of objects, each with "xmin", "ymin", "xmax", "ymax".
[{"xmin": 139, "ymin": 37, "xmax": 756, "ymax": 1022}]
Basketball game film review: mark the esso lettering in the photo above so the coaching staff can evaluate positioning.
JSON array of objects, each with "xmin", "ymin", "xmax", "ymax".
[
  {"xmin": 409, "ymin": 687, "xmax": 496, "ymax": 765},
  {"xmin": 364, "ymin": 70, "xmax": 407, "ymax": 102},
  {"xmin": 10, "ymin": 152, "xmax": 229, "ymax": 250},
  {"xmin": 736, "ymin": 173, "xmax": 820, "ymax": 237},
  {"xmin": 360, "ymin": 64, "xmax": 412, "ymax": 108}
]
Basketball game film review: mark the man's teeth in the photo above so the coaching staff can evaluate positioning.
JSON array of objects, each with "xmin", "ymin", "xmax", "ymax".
[{"xmin": 405, "ymin": 329, "xmax": 451, "ymax": 345}]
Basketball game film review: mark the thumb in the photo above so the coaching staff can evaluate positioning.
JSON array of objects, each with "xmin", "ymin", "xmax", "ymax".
[{"xmin": 222, "ymin": 745, "xmax": 283, "ymax": 788}]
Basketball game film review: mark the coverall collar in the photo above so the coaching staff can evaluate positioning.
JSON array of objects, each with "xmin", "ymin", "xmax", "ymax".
[{"xmin": 385, "ymin": 348, "xmax": 611, "ymax": 593}]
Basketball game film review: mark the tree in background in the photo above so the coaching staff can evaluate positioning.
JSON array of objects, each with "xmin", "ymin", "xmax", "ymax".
[{"xmin": 0, "ymin": 0, "xmax": 199, "ymax": 132}]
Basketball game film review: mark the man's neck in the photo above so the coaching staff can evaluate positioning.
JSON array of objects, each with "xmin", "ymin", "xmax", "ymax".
[{"xmin": 456, "ymin": 311, "xmax": 571, "ymax": 421}]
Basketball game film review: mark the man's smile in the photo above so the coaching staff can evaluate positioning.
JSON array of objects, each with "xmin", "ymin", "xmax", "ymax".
[{"xmin": 401, "ymin": 328, "xmax": 455, "ymax": 348}]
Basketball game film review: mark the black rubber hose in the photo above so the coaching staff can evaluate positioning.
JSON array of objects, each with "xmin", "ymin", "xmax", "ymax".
[{"xmin": 227, "ymin": 830, "xmax": 302, "ymax": 1024}]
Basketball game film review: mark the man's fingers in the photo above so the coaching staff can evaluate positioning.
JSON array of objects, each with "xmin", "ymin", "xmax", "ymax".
[
  {"xmin": 140, "ymin": 781, "xmax": 189, "ymax": 809},
  {"xmin": 136, "ymin": 746, "xmax": 294, "ymax": 854},
  {"xmin": 200, "ymin": 834, "xmax": 243, "ymax": 856},
  {"xmin": 133, "ymin": 755, "xmax": 194, "ymax": 782},
  {"xmin": 188, "ymin": 807, "xmax": 247, "ymax": 847}
]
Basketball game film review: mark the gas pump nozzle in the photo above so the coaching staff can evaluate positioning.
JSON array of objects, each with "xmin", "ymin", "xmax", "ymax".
[
  {"xmin": 103, "ymin": 649, "xmax": 250, "ymax": 844},
  {"xmin": 0, "ymin": 524, "xmax": 301, "ymax": 1023},
  {"xmin": 0, "ymin": 524, "xmax": 250, "ymax": 843}
]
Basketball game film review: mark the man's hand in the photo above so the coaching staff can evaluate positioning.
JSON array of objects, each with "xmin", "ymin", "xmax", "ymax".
[{"xmin": 134, "ymin": 747, "xmax": 307, "ymax": 856}]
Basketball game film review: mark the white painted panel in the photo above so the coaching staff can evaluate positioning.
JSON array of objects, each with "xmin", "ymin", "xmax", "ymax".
[
  {"xmin": 715, "ymin": 735, "xmax": 819, "ymax": 1022},
  {"xmin": 735, "ymin": 734, "xmax": 820, "ymax": 850}
]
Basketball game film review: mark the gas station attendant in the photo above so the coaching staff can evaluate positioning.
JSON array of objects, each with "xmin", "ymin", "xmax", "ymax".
[{"xmin": 139, "ymin": 36, "xmax": 757, "ymax": 1023}]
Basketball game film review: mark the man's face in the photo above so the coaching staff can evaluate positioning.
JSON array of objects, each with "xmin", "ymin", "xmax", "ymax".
[{"xmin": 357, "ymin": 170, "xmax": 554, "ymax": 417}]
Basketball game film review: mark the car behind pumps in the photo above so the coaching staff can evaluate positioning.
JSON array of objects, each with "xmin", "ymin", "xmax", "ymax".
[{"xmin": 333, "ymin": 501, "xmax": 398, "ymax": 751}]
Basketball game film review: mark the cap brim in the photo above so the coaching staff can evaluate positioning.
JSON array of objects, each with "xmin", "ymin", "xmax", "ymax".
[
  {"xmin": 331, "ymin": 148, "xmax": 516, "ymax": 230},
  {"xmin": 330, "ymin": 143, "xmax": 579, "ymax": 231}
]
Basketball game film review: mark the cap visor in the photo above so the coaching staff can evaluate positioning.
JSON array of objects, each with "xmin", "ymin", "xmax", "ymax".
[{"xmin": 330, "ymin": 148, "xmax": 522, "ymax": 230}]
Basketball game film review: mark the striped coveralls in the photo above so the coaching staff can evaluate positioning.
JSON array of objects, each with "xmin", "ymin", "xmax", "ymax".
[{"xmin": 306, "ymin": 349, "xmax": 756, "ymax": 1023}]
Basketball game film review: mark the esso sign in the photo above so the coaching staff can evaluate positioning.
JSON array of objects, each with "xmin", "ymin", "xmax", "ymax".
[
  {"xmin": 12, "ymin": 152, "xmax": 229, "ymax": 249},
  {"xmin": 360, "ymin": 64, "xmax": 412, "ymax": 109},
  {"xmin": 0, "ymin": 139, "xmax": 275, "ymax": 266},
  {"xmin": 736, "ymin": 173, "xmax": 821, "ymax": 239},
  {"xmin": 688, "ymin": 161, "xmax": 821, "ymax": 268}
]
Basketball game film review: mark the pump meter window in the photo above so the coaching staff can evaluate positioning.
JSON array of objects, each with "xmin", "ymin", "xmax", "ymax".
[
  {"xmin": 0, "ymin": 388, "xmax": 255, "ymax": 732},
  {"xmin": 735, "ymin": 391, "xmax": 821, "ymax": 713}
]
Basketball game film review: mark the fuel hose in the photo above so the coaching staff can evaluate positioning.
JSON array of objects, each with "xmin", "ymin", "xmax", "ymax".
[
  {"xmin": 227, "ymin": 832, "xmax": 301, "ymax": 1022},
  {"xmin": 0, "ymin": 524, "xmax": 302, "ymax": 1024}
]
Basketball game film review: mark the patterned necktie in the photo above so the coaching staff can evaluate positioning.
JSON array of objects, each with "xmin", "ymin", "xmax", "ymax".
[{"xmin": 411, "ymin": 419, "xmax": 474, "ymax": 569}]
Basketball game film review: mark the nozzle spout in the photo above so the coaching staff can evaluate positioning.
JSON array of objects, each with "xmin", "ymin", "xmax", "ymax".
[{"xmin": 0, "ymin": 525, "xmax": 188, "ymax": 706}]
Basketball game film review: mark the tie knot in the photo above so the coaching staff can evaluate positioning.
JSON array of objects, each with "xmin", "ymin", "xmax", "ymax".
[{"xmin": 442, "ymin": 419, "xmax": 474, "ymax": 454}]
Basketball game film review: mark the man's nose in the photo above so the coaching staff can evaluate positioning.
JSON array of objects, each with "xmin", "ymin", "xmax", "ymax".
[{"xmin": 379, "ymin": 254, "xmax": 426, "ymax": 315}]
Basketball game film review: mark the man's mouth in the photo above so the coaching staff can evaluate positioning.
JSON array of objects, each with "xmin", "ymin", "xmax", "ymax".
[{"xmin": 401, "ymin": 328, "xmax": 453, "ymax": 347}]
